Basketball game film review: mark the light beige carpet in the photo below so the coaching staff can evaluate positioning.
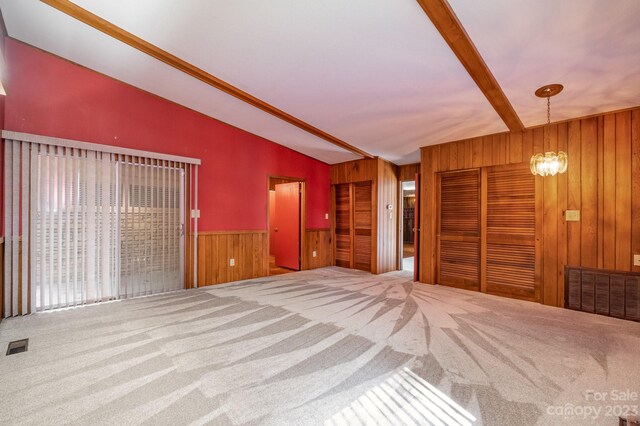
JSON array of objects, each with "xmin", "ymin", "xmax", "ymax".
[{"xmin": 0, "ymin": 267, "xmax": 638, "ymax": 425}]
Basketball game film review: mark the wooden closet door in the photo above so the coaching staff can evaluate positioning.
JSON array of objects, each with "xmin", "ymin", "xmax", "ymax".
[
  {"xmin": 335, "ymin": 184, "xmax": 352, "ymax": 268},
  {"xmin": 437, "ymin": 170, "xmax": 481, "ymax": 290},
  {"xmin": 353, "ymin": 181, "xmax": 372, "ymax": 271},
  {"xmin": 484, "ymin": 163, "xmax": 540, "ymax": 302}
]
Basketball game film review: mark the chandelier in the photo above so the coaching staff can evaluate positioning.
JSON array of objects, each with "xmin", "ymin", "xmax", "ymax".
[{"xmin": 530, "ymin": 84, "xmax": 568, "ymax": 176}]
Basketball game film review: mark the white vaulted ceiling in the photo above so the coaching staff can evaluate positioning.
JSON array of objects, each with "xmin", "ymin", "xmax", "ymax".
[
  {"xmin": 1, "ymin": 1, "xmax": 640, "ymax": 164},
  {"xmin": 450, "ymin": 0, "xmax": 640, "ymax": 127}
]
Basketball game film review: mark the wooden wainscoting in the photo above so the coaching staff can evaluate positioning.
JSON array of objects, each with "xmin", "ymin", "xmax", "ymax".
[
  {"xmin": 187, "ymin": 231, "xmax": 269, "ymax": 287},
  {"xmin": 303, "ymin": 228, "xmax": 332, "ymax": 270},
  {"xmin": 187, "ymin": 228, "xmax": 333, "ymax": 287}
]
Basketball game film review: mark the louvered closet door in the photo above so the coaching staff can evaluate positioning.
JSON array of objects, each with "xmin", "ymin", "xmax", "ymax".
[
  {"xmin": 334, "ymin": 184, "xmax": 352, "ymax": 268},
  {"xmin": 484, "ymin": 163, "xmax": 539, "ymax": 302},
  {"xmin": 437, "ymin": 170, "xmax": 480, "ymax": 290},
  {"xmin": 353, "ymin": 181, "xmax": 372, "ymax": 272}
]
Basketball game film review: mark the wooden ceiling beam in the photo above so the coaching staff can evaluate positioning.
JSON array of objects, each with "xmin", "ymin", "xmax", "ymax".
[
  {"xmin": 416, "ymin": 0, "xmax": 525, "ymax": 132},
  {"xmin": 40, "ymin": 0, "xmax": 373, "ymax": 159}
]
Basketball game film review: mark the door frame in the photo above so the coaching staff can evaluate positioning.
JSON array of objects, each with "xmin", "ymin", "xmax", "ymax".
[
  {"xmin": 397, "ymin": 179, "xmax": 417, "ymax": 272},
  {"xmin": 266, "ymin": 175, "xmax": 306, "ymax": 273}
]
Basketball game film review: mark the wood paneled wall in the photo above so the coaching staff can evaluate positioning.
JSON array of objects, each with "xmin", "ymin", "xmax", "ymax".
[
  {"xmin": 331, "ymin": 158, "xmax": 379, "ymax": 185},
  {"xmin": 331, "ymin": 157, "xmax": 399, "ymax": 274},
  {"xmin": 377, "ymin": 159, "xmax": 399, "ymax": 273},
  {"xmin": 421, "ymin": 106, "xmax": 640, "ymax": 307},
  {"xmin": 398, "ymin": 163, "xmax": 420, "ymax": 181},
  {"xmin": 187, "ymin": 231, "xmax": 269, "ymax": 287},
  {"xmin": 303, "ymin": 229, "xmax": 332, "ymax": 270},
  {"xmin": 187, "ymin": 228, "xmax": 333, "ymax": 288}
]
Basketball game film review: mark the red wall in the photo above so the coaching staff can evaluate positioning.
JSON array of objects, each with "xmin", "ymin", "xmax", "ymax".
[
  {"xmin": 0, "ymin": 79, "xmax": 4, "ymax": 235},
  {"xmin": 3, "ymin": 38, "xmax": 330, "ymax": 231}
]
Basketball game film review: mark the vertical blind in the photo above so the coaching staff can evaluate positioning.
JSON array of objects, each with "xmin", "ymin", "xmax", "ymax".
[
  {"xmin": 119, "ymin": 158, "xmax": 185, "ymax": 299},
  {"xmin": 33, "ymin": 146, "xmax": 119, "ymax": 310},
  {"xmin": 3, "ymin": 132, "xmax": 200, "ymax": 317}
]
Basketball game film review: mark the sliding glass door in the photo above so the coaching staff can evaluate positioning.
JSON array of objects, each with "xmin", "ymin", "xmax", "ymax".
[
  {"xmin": 118, "ymin": 158, "xmax": 185, "ymax": 299},
  {"xmin": 9, "ymin": 143, "xmax": 186, "ymax": 312},
  {"xmin": 3, "ymin": 133, "xmax": 200, "ymax": 318}
]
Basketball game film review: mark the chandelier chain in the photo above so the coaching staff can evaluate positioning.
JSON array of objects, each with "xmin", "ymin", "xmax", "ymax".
[
  {"xmin": 545, "ymin": 96, "xmax": 551, "ymax": 145},
  {"xmin": 531, "ymin": 84, "xmax": 567, "ymax": 176}
]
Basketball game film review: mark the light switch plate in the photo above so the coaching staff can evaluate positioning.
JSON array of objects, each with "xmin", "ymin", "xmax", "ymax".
[
  {"xmin": 312, "ymin": 251, "xmax": 317, "ymax": 258},
  {"xmin": 229, "ymin": 258, "xmax": 235, "ymax": 267},
  {"xmin": 634, "ymin": 254, "xmax": 640, "ymax": 267},
  {"xmin": 565, "ymin": 210, "xmax": 580, "ymax": 222},
  {"xmin": 191, "ymin": 209, "xmax": 201, "ymax": 219},
  {"xmin": 325, "ymin": 213, "xmax": 329, "ymax": 220}
]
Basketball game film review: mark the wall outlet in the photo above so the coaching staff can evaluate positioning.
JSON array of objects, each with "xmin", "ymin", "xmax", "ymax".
[
  {"xmin": 565, "ymin": 210, "xmax": 580, "ymax": 222},
  {"xmin": 325, "ymin": 213, "xmax": 329, "ymax": 220},
  {"xmin": 312, "ymin": 251, "xmax": 317, "ymax": 258},
  {"xmin": 634, "ymin": 254, "xmax": 640, "ymax": 267},
  {"xmin": 191, "ymin": 209, "xmax": 201, "ymax": 219},
  {"xmin": 229, "ymin": 258, "xmax": 235, "ymax": 267}
]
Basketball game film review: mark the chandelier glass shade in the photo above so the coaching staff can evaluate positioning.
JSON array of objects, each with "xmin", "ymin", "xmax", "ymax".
[{"xmin": 530, "ymin": 151, "xmax": 568, "ymax": 176}]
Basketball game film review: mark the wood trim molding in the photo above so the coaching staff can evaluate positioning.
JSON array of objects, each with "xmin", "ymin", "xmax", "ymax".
[
  {"xmin": 416, "ymin": 0, "xmax": 524, "ymax": 133},
  {"xmin": 40, "ymin": 0, "xmax": 373, "ymax": 159}
]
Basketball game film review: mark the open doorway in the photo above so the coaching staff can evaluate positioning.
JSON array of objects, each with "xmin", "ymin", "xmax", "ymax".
[
  {"xmin": 400, "ymin": 180, "xmax": 416, "ymax": 272},
  {"xmin": 268, "ymin": 176, "xmax": 305, "ymax": 275}
]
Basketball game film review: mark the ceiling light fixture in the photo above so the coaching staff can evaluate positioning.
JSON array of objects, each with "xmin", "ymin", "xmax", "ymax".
[{"xmin": 530, "ymin": 84, "xmax": 567, "ymax": 176}]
